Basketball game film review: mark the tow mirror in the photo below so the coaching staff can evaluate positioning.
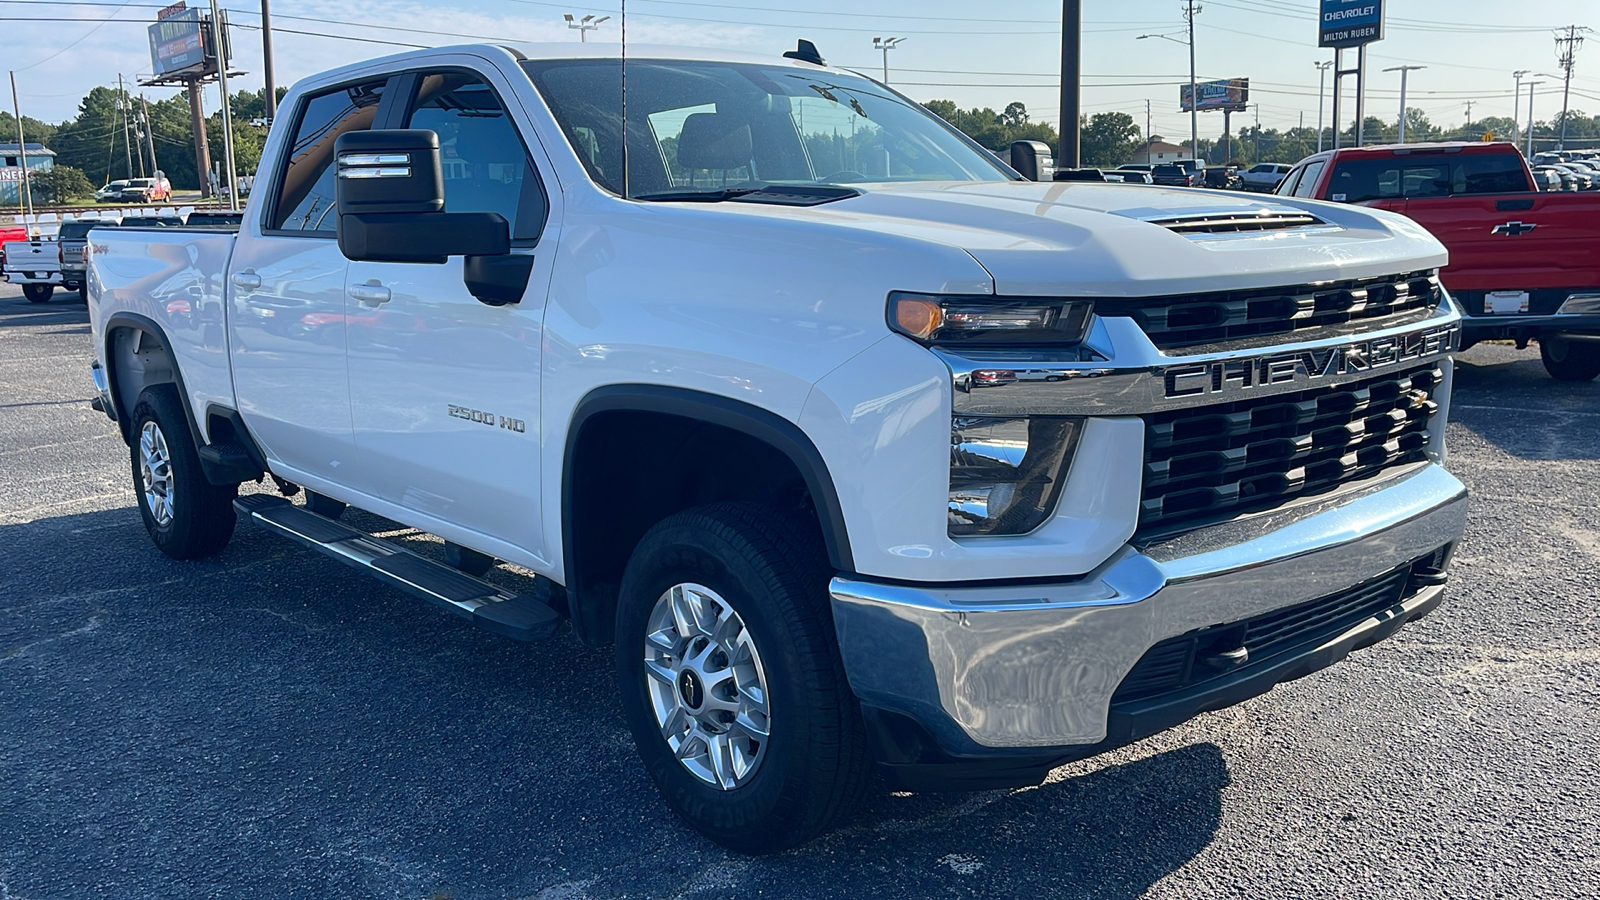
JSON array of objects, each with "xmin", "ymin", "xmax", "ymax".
[
  {"xmin": 334, "ymin": 129, "xmax": 531, "ymax": 305},
  {"xmin": 1009, "ymin": 140, "xmax": 1054, "ymax": 182},
  {"xmin": 335, "ymin": 130, "xmax": 508, "ymax": 264}
]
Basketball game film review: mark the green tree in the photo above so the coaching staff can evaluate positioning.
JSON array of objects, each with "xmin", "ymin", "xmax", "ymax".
[
  {"xmin": 40, "ymin": 165, "xmax": 95, "ymax": 203},
  {"xmin": 922, "ymin": 100, "xmax": 1060, "ymax": 154},
  {"xmin": 0, "ymin": 112, "xmax": 56, "ymax": 148},
  {"xmin": 1079, "ymin": 111, "xmax": 1140, "ymax": 167}
]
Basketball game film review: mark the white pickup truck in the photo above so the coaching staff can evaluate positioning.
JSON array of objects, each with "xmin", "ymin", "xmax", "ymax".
[
  {"xmin": 3, "ymin": 236, "xmax": 67, "ymax": 302},
  {"xmin": 87, "ymin": 42, "xmax": 1468, "ymax": 853}
]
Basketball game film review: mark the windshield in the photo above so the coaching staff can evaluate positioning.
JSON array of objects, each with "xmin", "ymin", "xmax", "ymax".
[{"xmin": 520, "ymin": 58, "xmax": 1014, "ymax": 197}]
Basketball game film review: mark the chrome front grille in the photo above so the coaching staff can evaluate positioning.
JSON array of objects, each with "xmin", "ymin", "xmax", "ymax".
[
  {"xmin": 1096, "ymin": 271, "xmax": 1441, "ymax": 349},
  {"xmin": 1137, "ymin": 364, "xmax": 1442, "ymax": 535}
]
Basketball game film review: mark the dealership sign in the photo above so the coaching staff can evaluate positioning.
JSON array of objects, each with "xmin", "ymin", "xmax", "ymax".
[
  {"xmin": 1180, "ymin": 78, "xmax": 1250, "ymax": 113},
  {"xmin": 0, "ymin": 167, "xmax": 26, "ymax": 182},
  {"xmin": 1319, "ymin": 0, "xmax": 1383, "ymax": 48}
]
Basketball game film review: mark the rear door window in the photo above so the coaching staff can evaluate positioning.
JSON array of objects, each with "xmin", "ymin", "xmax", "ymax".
[
  {"xmin": 1291, "ymin": 160, "xmax": 1325, "ymax": 197},
  {"xmin": 270, "ymin": 79, "xmax": 387, "ymax": 233}
]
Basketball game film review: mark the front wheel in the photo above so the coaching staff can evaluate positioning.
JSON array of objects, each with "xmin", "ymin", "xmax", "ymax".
[
  {"xmin": 614, "ymin": 503, "xmax": 870, "ymax": 854},
  {"xmin": 129, "ymin": 385, "xmax": 239, "ymax": 558},
  {"xmin": 1541, "ymin": 336, "xmax": 1600, "ymax": 382},
  {"xmin": 23, "ymin": 283, "xmax": 54, "ymax": 303}
]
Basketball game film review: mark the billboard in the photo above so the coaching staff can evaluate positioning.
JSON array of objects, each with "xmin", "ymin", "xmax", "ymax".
[
  {"xmin": 1180, "ymin": 79, "xmax": 1249, "ymax": 113},
  {"xmin": 148, "ymin": 8, "xmax": 206, "ymax": 78},
  {"xmin": 1319, "ymin": 0, "xmax": 1384, "ymax": 48}
]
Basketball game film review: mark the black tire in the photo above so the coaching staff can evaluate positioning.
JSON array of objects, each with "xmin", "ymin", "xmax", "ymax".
[
  {"xmin": 23, "ymin": 283, "xmax": 53, "ymax": 303},
  {"xmin": 1540, "ymin": 336, "xmax": 1600, "ymax": 382},
  {"xmin": 614, "ymin": 502, "xmax": 870, "ymax": 854},
  {"xmin": 303, "ymin": 490, "xmax": 346, "ymax": 520},
  {"xmin": 129, "ymin": 385, "xmax": 238, "ymax": 559}
]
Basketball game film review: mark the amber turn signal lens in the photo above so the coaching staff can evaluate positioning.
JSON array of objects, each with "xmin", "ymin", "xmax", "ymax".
[{"xmin": 892, "ymin": 296, "xmax": 944, "ymax": 340}]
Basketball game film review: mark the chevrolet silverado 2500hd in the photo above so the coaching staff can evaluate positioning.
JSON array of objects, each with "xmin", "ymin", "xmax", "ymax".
[
  {"xmin": 87, "ymin": 43, "xmax": 1468, "ymax": 853},
  {"xmin": 1279, "ymin": 142, "xmax": 1600, "ymax": 381}
]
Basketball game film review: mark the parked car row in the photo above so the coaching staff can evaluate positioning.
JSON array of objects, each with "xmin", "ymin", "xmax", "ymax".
[{"xmin": 94, "ymin": 175, "xmax": 174, "ymax": 203}]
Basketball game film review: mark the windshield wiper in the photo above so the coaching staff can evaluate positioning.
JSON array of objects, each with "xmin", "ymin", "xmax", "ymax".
[
  {"xmin": 633, "ymin": 187, "xmax": 767, "ymax": 202},
  {"xmin": 633, "ymin": 184, "xmax": 860, "ymax": 207}
]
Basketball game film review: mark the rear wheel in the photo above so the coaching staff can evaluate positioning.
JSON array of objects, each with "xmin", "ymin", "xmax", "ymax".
[
  {"xmin": 23, "ymin": 284, "xmax": 53, "ymax": 303},
  {"xmin": 1540, "ymin": 336, "xmax": 1600, "ymax": 382},
  {"xmin": 129, "ymin": 385, "xmax": 238, "ymax": 559},
  {"xmin": 614, "ymin": 502, "xmax": 870, "ymax": 854}
]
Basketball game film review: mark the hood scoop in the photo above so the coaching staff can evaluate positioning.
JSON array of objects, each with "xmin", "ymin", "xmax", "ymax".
[{"xmin": 1131, "ymin": 205, "xmax": 1334, "ymax": 236}]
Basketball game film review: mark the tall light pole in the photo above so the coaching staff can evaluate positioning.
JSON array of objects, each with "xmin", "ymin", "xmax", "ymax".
[
  {"xmin": 873, "ymin": 36, "xmax": 905, "ymax": 84},
  {"xmin": 1383, "ymin": 65, "xmax": 1424, "ymax": 143},
  {"xmin": 1525, "ymin": 80, "xmax": 1544, "ymax": 156},
  {"xmin": 209, "ymin": 0, "xmax": 239, "ymax": 210},
  {"xmin": 1316, "ymin": 60, "xmax": 1332, "ymax": 153},
  {"xmin": 1137, "ymin": 23, "xmax": 1198, "ymax": 163},
  {"xmin": 1059, "ymin": 1, "xmax": 1081, "ymax": 169},
  {"xmin": 1512, "ymin": 70, "xmax": 1529, "ymax": 145},
  {"xmin": 261, "ymin": 0, "xmax": 276, "ymax": 121},
  {"xmin": 564, "ymin": 13, "xmax": 610, "ymax": 42}
]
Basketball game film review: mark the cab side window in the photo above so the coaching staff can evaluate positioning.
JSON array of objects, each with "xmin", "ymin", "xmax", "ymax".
[
  {"xmin": 1275, "ymin": 165, "xmax": 1303, "ymax": 196},
  {"xmin": 270, "ymin": 79, "xmax": 387, "ymax": 232},
  {"xmin": 405, "ymin": 73, "xmax": 548, "ymax": 243},
  {"xmin": 1291, "ymin": 160, "xmax": 1326, "ymax": 198}
]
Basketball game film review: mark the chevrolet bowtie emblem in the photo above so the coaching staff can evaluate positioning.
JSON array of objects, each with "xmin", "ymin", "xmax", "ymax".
[{"xmin": 1492, "ymin": 221, "xmax": 1538, "ymax": 237}]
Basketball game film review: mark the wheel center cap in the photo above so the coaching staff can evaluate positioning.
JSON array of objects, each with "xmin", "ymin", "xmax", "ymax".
[{"xmin": 677, "ymin": 669, "xmax": 704, "ymax": 710}]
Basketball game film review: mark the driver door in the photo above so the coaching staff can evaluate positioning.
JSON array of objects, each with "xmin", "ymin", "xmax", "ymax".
[{"xmin": 342, "ymin": 67, "xmax": 560, "ymax": 560}]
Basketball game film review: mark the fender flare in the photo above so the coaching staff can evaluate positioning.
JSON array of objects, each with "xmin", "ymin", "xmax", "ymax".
[
  {"xmin": 102, "ymin": 312, "xmax": 202, "ymax": 448},
  {"xmin": 562, "ymin": 385, "xmax": 856, "ymax": 641}
]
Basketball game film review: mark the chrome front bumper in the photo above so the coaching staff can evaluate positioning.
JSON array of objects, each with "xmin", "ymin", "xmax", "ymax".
[{"xmin": 830, "ymin": 463, "xmax": 1467, "ymax": 752}]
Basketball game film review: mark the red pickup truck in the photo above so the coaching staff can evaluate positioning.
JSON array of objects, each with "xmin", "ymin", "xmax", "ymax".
[{"xmin": 1276, "ymin": 142, "xmax": 1600, "ymax": 381}]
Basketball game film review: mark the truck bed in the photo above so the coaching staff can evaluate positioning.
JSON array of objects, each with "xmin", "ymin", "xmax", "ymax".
[{"xmin": 88, "ymin": 226, "xmax": 240, "ymax": 442}]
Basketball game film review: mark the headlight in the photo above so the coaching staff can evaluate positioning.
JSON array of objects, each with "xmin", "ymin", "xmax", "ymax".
[
  {"xmin": 889, "ymin": 292, "xmax": 1093, "ymax": 346},
  {"xmin": 949, "ymin": 416, "xmax": 1082, "ymax": 536}
]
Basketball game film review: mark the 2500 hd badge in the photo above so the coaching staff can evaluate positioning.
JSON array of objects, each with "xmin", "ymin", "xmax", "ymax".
[{"xmin": 1163, "ymin": 323, "xmax": 1459, "ymax": 399}]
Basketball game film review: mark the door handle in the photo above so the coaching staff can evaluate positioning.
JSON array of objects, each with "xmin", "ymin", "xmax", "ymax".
[
  {"xmin": 348, "ymin": 282, "xmax": 392, "ymax": 304},
  {"xmin": 230, "ymin": 271, "xmax": 262, "ymax": 290}
]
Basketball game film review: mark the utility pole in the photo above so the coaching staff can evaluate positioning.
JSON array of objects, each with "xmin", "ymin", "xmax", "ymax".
[
  {"xmin": 1316, "ymin": 60, "xmax": 1332, "ymax": 153},
  {"xmin": 1525, "ymin": 80, "xmax": 1543, "ymax": 156},
  {"xmin": 261, "ymin": 0, "xmax": 276, "ymax": 121},
  {"xmin": 140, "ymin": 94, "xmax": 159, "ymax": 178},
  {"xmin": 1512, "ymin": 70, "xmax": 1529, "ymax": 146},
  {"xmin": 208, "ymin": 0, "xmax": 238, "ymax": 210},
  {"xmin": 9, "ymin": 70, "xmax": 36, "ymax": 235},
  {"xmin": 1252, "ymin": 103, "xmax": 1260, "ymax": 161},
  {"xmin": 1058, "ymin": 0, "xmax": 1080, "ymax": 169},
  {"xmin": 1553, "ymin": 25, "xmax": 1589, "ymax": 150},
  {"xmin": 1145, "ymin": 98, "xmax": 1152, "ymax": 151},
  {"xmin": 1185, "ymin": 0, "xmax": 1199, "ymax": 162},
  {"xmin": 118, "ymin": 73, "xmax": 135, "ymax": 180},
  {"xmin": 1383, "ymin": 66, "xmax": 1424, "ymax": 143},
  {"xmin": 563, "ymin": 13, "xmax": 610, "ymax": 42},
  {"xmin": 873, "ymin": 36, "xmax": 905, "ymax": 85}
]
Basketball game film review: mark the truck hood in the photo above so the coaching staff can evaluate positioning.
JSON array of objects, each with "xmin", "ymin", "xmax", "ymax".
[{"xmin": 808, "ymin": 181, "xmax": 1448, "ymax": 297}]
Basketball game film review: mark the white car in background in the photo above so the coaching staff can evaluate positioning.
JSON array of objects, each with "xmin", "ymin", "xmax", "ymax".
[{"xmin": 1241, "ymin": 163, "xmax": 1293, "ymax": 193}]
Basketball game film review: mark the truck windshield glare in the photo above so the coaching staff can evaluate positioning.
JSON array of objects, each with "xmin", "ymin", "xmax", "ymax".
[{"xmin": 520, "ymin": 58, "xmax": 1016, "ymax": 197}]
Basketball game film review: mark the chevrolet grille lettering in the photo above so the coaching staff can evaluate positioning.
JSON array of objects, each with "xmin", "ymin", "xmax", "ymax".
[{"xmin": 1161, "ymin": 324, "xmax": 1458, "ymax": 399}]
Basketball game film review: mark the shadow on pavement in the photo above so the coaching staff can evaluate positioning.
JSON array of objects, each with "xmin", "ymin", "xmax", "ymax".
[
  {"xmin": 0, "ymin": 292, "xmax": 89, "ymax": 330},
  {"xmin": 2, "ymin": 502, "xmax": 1233, "ymax": 898},
  {"xmin": 1449, "ymin": 344, "xmax": 1600, "ymax": 461}
]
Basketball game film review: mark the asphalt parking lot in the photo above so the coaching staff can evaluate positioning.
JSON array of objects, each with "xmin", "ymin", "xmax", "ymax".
[{"xmin": 2, "ymin": 281, "xmax": 1597, "ymax": 900}]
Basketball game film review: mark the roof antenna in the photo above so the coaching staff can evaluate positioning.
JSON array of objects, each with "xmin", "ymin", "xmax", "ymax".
[
  {"xmin": 620, "ymin": 0, "xmax": 630, "ymax": 200},
  {"xmin": 783, "ymin": 39, "xmax": 826, "ymax": 67}
]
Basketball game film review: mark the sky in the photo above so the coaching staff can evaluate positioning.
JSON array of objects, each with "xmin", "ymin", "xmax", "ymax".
[{"xmin": 3, "ymin": 0, "xmax": 1598, "ymax": 144}]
